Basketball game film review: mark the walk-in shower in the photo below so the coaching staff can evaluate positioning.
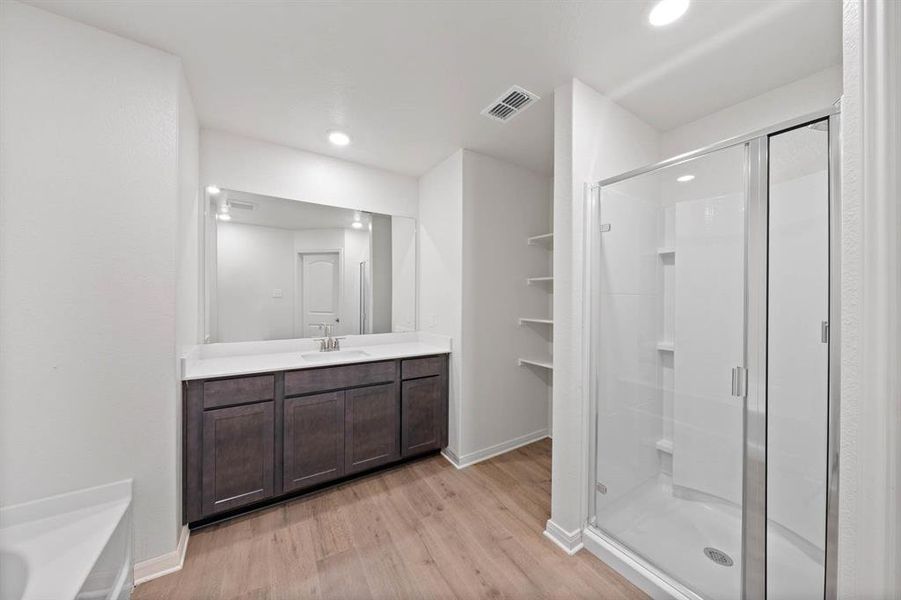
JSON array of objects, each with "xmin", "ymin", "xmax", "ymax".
[{"xmin": 585, "ymin": 108, "xmax": 840, "ymax": 600}]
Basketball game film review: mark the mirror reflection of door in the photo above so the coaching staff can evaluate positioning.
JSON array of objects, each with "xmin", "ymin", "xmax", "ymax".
[{"xmin": 298, "ymin": 252, "xmax": 341, "ymax": 337}]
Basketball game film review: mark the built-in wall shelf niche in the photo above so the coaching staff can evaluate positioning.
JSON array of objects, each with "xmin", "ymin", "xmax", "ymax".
[
  {"xmin": 519, "ymin": 318, "xmax": 553, "ymax": 326},
  {"xmin": 527, "ymin": 233, "xmax": 554, "ymax": 248},
  {"xmin": 518, "ymin": 358, "xmax": 553, "ymax": 370},
  {"xmin": 526, "ymin": 276, "xmax": 553, "ymax": 285},
  {"xmin": 656, "ymin": 341, "xmax": 675, "ymax": 352}
]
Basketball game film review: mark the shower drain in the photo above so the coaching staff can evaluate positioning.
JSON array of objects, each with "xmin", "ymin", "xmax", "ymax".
[{"xmin": 703, "ymin": 547, "xmax": 734, "ymax": 567}]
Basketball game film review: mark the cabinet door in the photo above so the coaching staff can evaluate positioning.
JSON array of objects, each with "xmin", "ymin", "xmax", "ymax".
[
  {"xmin": 401, "ymin": 376, "xmax": 443, "ymax": 457},
  {"xmin": 345, "ymin": 383, "xmax": 399, "ymax": 474},
  {"xmin": 202, "ymin": 402, "xmax": 275, "ymax": 517},
  {"xmin": 283, "ymin": 391, "xmax": 345, "ymax": 492}
]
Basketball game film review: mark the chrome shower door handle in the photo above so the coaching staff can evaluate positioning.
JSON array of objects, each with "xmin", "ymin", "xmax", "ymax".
[{"xmin": 732, "ymin": 366, "xmax": 747, "ymax": 397}]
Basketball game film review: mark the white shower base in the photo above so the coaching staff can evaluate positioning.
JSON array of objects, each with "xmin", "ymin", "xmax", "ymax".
[{"xmin": 593, "ymin": 475, "xmax": 823, "ymax": 599}]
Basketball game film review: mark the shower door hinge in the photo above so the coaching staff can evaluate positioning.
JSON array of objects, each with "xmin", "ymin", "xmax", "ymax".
[
  {"xmin": 731, "ymin": 367, "xmax": 747, "ymax": 398},
  {"xmin": 599, "ymin": 224, "xmax": 611, "ymax": 233},
  {"xmin": 821, "ymin": 320, "xmax": 830, "ymax": 344},
  {"xmin": 595, "ymin": 482, "xmax": 608, "ymax": 495},
  {"xmin": 589, "ymin": 516, "xmax": 598, "ymax": 527}
]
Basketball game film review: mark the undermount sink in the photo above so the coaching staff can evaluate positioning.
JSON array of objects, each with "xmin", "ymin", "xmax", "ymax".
[{"xmin": 301, "ymin": 349, "xmax": 371, "ymax": 363}]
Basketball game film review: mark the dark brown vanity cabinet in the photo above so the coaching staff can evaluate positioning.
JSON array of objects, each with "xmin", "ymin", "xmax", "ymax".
[
  {"xmin": 401, "ymin": 376, "xmax": 444, "ymax": 456},
  {"xmin": 184, "ymin": 353, "xmax": 448, "ymax": 525},
  {"xmin": 201, "ymin": 401, "xmax": 275, "ymax": 516},
  {"xmin": 283, "ymin": 391, "xmax": 345, "ymax": 492},
  {"xmin": 345, "ymin": 383, "xmax": 400, "ymax": 474}
]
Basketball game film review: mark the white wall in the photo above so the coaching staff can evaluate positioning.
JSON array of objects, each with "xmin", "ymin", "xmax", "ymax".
[
  {"xmin": 549, "ymin": 79, "xmax": 660, "ymax": 540},
  {"xmin": 459, "ymin": 150, "xmax": 552, "ymax": 462},
  {"xmin": 660, "ymin": 65, "xmax": 841, "ymax": 158},
  {"xmin": 200, "ymin": 129, "xmax": 418, "ymax": 218},
  {"xmin": 419, "ymin": 149, "xmax": 553, "ymax": 464},
  {"xmin": 837, "ymin": 1, "xmax": 901, "ymax": 597},
  {"xmin": 216, "ymin": 222, "xmax": 297, "ymax": 342},
  {"xmin": 175, "ymin": 72, "xmax": 200, "ymax": 534},
  {"xmin": 418, "ymin": 151, "xmax": 464, "ymax": 457},
  {"xmin": 391, "ymin": 217, "xmax": 417, "ymax": 332},
  {"xmin": 0, "ymin": 0, "xmax": 190, "ymax": 563}
]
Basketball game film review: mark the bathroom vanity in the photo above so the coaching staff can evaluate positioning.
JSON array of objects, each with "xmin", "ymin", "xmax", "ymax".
[{"xmin": 182, "ymin": 343, "xmax": 449, "ymax": 526}]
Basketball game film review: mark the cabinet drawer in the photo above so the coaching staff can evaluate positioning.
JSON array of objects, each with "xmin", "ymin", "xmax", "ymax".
[
  {"xmin": 401, "ymin": 356, "xmax": 444, "ymax": 380},
  {"xmin": 285, "ymin": 361, "xmax": 396, "ymax": 397},
  {"xmin": 203, "ymin": 375, "xmax": 275, "ymax": 410}
]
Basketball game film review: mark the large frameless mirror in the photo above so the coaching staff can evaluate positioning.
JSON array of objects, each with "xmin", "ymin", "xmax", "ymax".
[{"xmin": 202, "ymin": 189, "xmax": 416, "ymax": 343}]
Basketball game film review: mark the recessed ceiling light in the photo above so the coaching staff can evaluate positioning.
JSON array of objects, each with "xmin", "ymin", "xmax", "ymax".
[
  {"xmin": 677, "ymin": 174, "xmax": 695, "ymax": 183},
  {"xmin": 649, "ymin": 0, "xmax": 690, "ymax": 27},
  {"xmin": 206, "ymin": 185, "xmax": 221, "ymax": 195},
  {"xmin": 351, "ymin": 221, "xmax": 363, "ymax": 229},
  {"xmin": 328, "ymin": 131, "xmax": 351, "ymax": 146}
]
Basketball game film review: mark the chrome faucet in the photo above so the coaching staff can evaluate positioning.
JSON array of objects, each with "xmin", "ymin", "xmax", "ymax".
[{"xmin": 313, "ymin": 323, "xmax": 344, "ymax": 352}]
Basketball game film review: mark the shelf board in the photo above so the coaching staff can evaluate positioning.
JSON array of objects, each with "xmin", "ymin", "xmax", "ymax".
[
  {"xmin": 518, "ymin": 358, "xmax": 553, "ymax": 370},
  {"xmin": 655, "ymin": 438, "xmax": 674, "ymax": 454},
  {"xmin": 519, "ymin": 318, "xmax": 553, "ymax": 326},
  {"xmin": 656, "ymin": 341, "xmax": 675, "ymax": 352},
  {"xmin": 527, "ymin": 276, "xmax": 554, "ymax": 285},
  {"xmin": 527, "ymin": 233, "xmax": 554, "ymax": 249},
  {"xmin": 657, "ymin": 247, "xmax": 675, "ymax": 255}
]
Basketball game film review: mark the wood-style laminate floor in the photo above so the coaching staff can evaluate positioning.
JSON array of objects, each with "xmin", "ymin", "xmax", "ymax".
[{"xmin": 134, "ymin": 440, "xmax": 647, "ymax": 599}]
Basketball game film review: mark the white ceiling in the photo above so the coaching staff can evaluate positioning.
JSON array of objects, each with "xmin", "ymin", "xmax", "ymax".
[{"xmin": 27, "ymin": 0, "xmax": 841, "ymax": 177}]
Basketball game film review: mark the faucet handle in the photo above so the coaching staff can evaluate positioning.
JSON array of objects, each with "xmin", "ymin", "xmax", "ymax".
[
  {"xmin": 333, "ymin": 337, "xmax": 346, "ymax": 351},
  {"xmin": 313, "ymin": 337, "xmax": 327, "ymax": 352}
]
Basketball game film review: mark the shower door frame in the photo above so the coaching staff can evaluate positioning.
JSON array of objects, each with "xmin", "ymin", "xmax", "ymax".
[{"xmin": 585, "ymin": 105, "xmax": 842, "ymax": 600}]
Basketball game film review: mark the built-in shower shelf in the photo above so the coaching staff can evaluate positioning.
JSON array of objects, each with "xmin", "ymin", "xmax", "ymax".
[
  {"xmin": 657, "ymin": 247, "xmax": 675, "ymax": 256},
  {"xmin": 518, "ymin": 358, "xmax": 553, "ymax": 370},
  {"xmin": 655, "ymin": 439, "xmax": 674, "ymax": 455},
  {"xmin": 519, "ymin": 318, "xmax": 553, "ymax": 326},
  {"xmin": 656, "ymin": 341, "xmax": 675, "ymax": 352},
  {"xmin": 527, "ymin": 233, "xmax": 554, "ymax": 248},
  {"xmin": 527, "ymin": 276, "xmax": 553, "ymax": 285}
]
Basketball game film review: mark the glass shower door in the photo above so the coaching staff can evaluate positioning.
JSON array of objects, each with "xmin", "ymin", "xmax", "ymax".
[
  {"xmin": 591, "ymin": 143, "xmax": 748, "ymax": 599},
  {"xmin": 766, "ymin": 120, "xmax": 831, "ymax": 599}
]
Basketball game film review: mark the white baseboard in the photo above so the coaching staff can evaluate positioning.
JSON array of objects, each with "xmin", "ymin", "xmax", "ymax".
[
  {"xmin": 582, "ymin": 527, "xmax": 692, "ymax": 600},
  {"xmin": 134, "ymin": 525, "xmax": 190, "ymax": 585},
  {"xmin": 441, "ymin": 428, "xmax": 549, "ymax": 469},
  {"xmin": 543, "ymin": 519, "xmax": 584, "ymax": 555}
]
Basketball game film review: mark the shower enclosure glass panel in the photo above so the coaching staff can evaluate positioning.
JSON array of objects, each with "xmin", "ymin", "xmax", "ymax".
[
  {"xmin": 766, "ymin": 121, "xmax": 830, "ymax": 598},
  {"xmin": 592, "ymin": 144, "xmax": 747, "ymax": 599}
]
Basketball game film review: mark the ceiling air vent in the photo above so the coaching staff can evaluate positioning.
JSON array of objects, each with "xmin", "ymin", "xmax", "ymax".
[
  {"xmin": 228, "ymin": 200, "xmax": 255, "ymax": 211},
  {"xmin": 481, "ymin": 86, "xmax": 540, "ymax": 123}
]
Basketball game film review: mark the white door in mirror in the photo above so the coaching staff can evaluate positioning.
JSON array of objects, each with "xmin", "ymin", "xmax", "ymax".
[{"xmin": 298, "ymin": 252, "xmax": 341, "ymax": 336}]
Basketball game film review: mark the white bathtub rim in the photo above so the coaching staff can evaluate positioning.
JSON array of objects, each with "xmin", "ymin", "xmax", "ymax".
[
  {"xmin": 0, "ymin": 479, "xmax": 133, "ymax": 600},
  {"xmin": 0, "ymin": 479, "xmax": 132, "ymax": 529}
]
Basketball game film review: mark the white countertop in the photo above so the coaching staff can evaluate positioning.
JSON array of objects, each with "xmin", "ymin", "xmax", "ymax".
[{"xmin": 181, "ymin": 332, "xmax": 451, "ymax": 380}]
